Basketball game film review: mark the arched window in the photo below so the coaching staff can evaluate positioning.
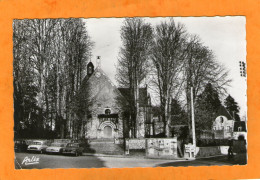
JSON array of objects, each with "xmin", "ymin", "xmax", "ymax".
[
  {"xmin": 88, "ymin": 66, "xmax": 92, "ymax": 74},
  {"xmin": 105, "ymin": 109, "xmax": 111, "ymax": 115},
  {"xmin": 220, "ymin": 117, "xmax": 224, "ymax": 123}
]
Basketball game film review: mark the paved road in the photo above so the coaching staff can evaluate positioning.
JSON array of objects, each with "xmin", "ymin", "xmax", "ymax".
[{"xmin": 14, "ymin": 152, "xmax": 246, "ymax": 169}]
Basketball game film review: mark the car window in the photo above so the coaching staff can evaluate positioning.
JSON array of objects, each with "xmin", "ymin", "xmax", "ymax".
[{"xmin": 67, "ymin": 143, "xmax": 79, "ymax": 147}]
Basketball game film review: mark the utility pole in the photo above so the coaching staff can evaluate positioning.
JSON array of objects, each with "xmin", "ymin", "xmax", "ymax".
[{"xmin": 191, "ymin": 86, "xmax": 196, "ymax": 147}]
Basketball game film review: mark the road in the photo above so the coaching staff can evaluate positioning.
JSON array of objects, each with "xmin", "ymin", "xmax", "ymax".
[{"xmin": 14, "ymin": 152, "xmax": 246, "ymax": 169}]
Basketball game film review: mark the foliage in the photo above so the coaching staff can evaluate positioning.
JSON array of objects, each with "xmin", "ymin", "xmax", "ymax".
[
  {"xmin": 195, "ymin": 83, "xmax": 221, "ymax": 132},
  {"xmin": 224, "ymin": 94, "xmax": 240, "ymax": 121},
  {"xmin": 13, "ymin": 19, "xmax": 93, "ymax": 139}
]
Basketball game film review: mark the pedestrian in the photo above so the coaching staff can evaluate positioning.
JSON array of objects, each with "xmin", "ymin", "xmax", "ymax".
[{"xmin": 228, "ymin": 138, "xmax": 234, "ymax": 160}]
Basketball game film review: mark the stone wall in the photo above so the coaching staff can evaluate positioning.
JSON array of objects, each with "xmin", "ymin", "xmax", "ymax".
[
  {"xmin": 83, "ymin": 69, "xmax": 124, "ymax": 139},
  {"xmin": 126, "ymin": 138, "xmax": 146, "ymax": 150},
  {"xmin": 146, "ymin": 138, "xmax": 178, "ymax": 159}
]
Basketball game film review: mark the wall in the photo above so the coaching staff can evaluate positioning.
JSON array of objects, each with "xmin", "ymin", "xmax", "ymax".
[
  {"xmin": 196, "ymin": 146, "xmax": 222, "ymax": 157},
  {"xmin": 125, "ymin": 138, "xmax": 146, "ymax": 150},
  {"xmin": 146, "ymin": 138, "xmax": 178, "ymax": 159},
  {"xmin": 83, "ymin": 69, "xmax": 124, "ymax": 139},
  {"xmin": 212, "ymin": 116, "xmax": 234, "ymax": 139}
]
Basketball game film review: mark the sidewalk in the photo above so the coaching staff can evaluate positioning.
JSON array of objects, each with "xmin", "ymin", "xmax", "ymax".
[
  {"xmin": 82, "ymin": 152, "xmax": 247, "ymax": 165},
  {"xmin": 82, "ymin": 152, "xmax": 188, "ymax": 161}
]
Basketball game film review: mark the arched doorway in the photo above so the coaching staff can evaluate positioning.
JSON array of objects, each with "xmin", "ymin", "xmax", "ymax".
[
  {"xmin": 103, "ymin": 126, "xmax": 112, "ymax": 138},
  {"xmin": 98, "ymin": 121, "xmax": 117, "ymax": 139}
]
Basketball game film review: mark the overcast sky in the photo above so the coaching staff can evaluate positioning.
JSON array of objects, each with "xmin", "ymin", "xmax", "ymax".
[{"xmin": 84, "ymin": 17, "xmax": 247, "ymax": 117}]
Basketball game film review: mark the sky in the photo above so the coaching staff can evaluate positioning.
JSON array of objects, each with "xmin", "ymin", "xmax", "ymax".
[{"xmin": 84, "ymin": 17, "xmax": 247, "ymax": 117}]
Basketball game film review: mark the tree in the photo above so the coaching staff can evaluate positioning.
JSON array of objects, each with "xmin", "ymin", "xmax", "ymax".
[
  {"xmin": 170, "ymin": 99, "xmax": 188, "ymax": 140},
  {"xmin": 195, "ymin": 83, "xmax": 221, "ymax": 132},
  {"xmin": 224, "ymin": 95, "xmax": 240, "ymax": 121},
  {"xmin": 171, "ymin": 99, "xmax": 188, "ymax": 126},
  {"xmin": 151, "ymin": 19, "xmax": 187, "ymax": 137},
  {"xmin": 116, "ymin": 18, "xmax": 153, "ymax": 138},
  {"xmin": 183, "ymin": 35, "xmax": 231, "ymax": 140},
  {"xmin": 13, "ymin": 18, "xmax": 93, "ymax": 139}
]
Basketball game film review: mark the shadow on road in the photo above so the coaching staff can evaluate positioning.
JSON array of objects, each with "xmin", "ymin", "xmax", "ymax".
[{"xmin": 155, "ymin": 153, "xmax": 247, "ymax": 167}]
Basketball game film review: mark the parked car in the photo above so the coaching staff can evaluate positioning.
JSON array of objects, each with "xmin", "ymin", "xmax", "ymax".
[
  {"xmin": 14, "ymin": 140, "xmax": 28, "ymax": 152},
  {"xmin": 46, "ymin": 143, "xmax": 67, "ymax": 154},
  {"xmin": 62, "ymin": 143, "xmax": 84, "ymax": 156},
  {"xmin": 27, "ymin": 140, "xmax": 49, "ymax": 153}
]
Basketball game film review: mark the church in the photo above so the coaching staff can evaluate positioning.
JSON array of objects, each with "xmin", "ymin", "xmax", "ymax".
[{"xmin": 68, "ymin": 58, "xmax": 152, "ymax": 140}]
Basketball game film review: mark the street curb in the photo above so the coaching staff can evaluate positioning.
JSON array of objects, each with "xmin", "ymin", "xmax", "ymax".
[
  {"xmin": 195, "ymin": 154, "xmax": 227, "ymax": 159},
  {"xmin": 82, "ymin": 153, "xmax": 188, "ymax": 161}
]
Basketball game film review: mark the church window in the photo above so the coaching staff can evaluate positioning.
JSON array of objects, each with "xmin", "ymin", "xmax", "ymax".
[
  {"xmin": 105, "ymin": 109, "xmax": 111, "ymax": 115},
  {"xmin": 220, "ymin": 117, "xmax": 224, "ymax": 123},
  {"xmin": 88, "ymin": 66, "xmax": 92, "ymax": 74}
]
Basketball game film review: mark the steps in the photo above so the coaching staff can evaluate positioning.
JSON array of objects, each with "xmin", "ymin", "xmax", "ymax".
[
  {"xmin": 85, "ymin": 139, "xmax": 124, "ymax": 155},
  {"xmin": 89, "ymin": 138, "xmax": 114, "ymax": 143}
]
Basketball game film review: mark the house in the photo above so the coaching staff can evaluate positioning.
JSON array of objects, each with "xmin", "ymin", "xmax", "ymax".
[
  {"xmin": 212, "ymin": 105, "xmax": 247, "ymax": 140},
  {"xmin": 233, "ymin": 121, "xmax": 247, "ymax": 141}
]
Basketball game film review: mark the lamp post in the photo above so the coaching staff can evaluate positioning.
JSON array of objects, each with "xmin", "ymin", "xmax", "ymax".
[{"xmin": 191, "ymin": 86, "xmax": 196, "ymax": 148}]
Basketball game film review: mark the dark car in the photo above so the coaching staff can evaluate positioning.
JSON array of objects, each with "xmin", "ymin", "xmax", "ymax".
[
  {"xmin": 46, "ymin": 143, "xmax": 67, "ymax": 154},
  {"xmin": 14, "ymin": 140, "xmax": 28, "ymax": 152},
  {"xmin": 62, "ymin": 143, "xmax": 84, "ymax": 156}
]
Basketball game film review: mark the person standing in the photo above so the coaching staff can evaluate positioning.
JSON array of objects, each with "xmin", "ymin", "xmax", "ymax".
[{"xmin": 228, "ymin": 138, "xmax": 234, "ymax": 160}]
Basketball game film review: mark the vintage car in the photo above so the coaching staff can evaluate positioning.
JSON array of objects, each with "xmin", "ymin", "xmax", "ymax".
[
  {"xmin": 46, "ymin": 143, "xmax": 67, "ymax": 154},
  {"xmin": 14, "ymin": 140, "xmax": 28, "ymax": 152},
  {"xmin": 62, "ymin": 143, "xmax": 84, "ymax": 156},
  {"xmin": 27, "ymin": 140, "xmax": 49, "ymax": 153}
]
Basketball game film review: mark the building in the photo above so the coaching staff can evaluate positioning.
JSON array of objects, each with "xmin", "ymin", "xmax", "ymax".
[
  {"xmin": 68, "ymin": 60, "xmax": 152, "ymax": 140},
  {"xmin": 212, "ymin": 105, "xmax": 247, "ymax": 140},
  {"xmin": 233, "ymin": 121, "xmax": 247, "ymax": 141}
]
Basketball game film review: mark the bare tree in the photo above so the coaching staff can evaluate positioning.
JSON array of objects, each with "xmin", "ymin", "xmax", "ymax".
[
  {"xmin": 183, "ymin": 35, "xmax": 231, "ymax": 139},
  {"xmin": 151, "ymin": 19, "xmax": 187, "ymax": 137},
  {"xmin": 116, "ymin": 18, "xmax": 153, "ymax": 138},
  {"xmin": 13, "ymin": 18, "xmax": 93, "ymax": 139}
]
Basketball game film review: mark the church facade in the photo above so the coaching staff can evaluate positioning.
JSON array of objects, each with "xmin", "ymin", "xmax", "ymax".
[{"xmin": 69, "ymin": 61, "xmax": 152, "ymax": 140}]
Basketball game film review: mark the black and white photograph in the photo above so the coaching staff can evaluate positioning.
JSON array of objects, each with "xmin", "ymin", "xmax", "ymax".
[{"xmin": 13, "ymin": 17, "xmax": 247, "ymax": 169}]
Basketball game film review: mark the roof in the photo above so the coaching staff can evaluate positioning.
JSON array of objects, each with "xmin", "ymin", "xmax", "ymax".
[
  {"xmin": 233, "ymin": 121, "xmax": 247, "ymax": 132},
  {"xmin": 216, "ymin": 105, "xmax": 233, "ymax": 120},
  {"xmin": 117, "ymin": 87, "xmax": 150, "ymax": 107},
  {"xmin": 80, "ymin": 68, "xmax": 151, "ymax": 107}
]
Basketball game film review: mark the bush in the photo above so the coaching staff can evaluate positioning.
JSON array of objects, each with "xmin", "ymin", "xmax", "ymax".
[{"xmin": 197, "ymin": 139, "xmax": 229, "ymax": 147}]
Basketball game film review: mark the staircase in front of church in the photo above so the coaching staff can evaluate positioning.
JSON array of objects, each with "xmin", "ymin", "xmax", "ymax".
[{"xmin": 85, "ymin": 139, "xmax": 125, "ymax": 155}]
